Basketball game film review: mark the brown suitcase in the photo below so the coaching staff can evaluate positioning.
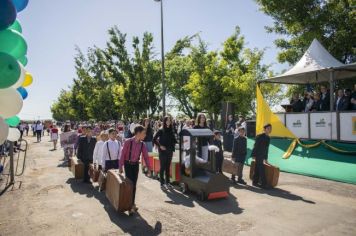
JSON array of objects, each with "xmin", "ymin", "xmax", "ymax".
[
  {"xmin": 105, "ymin": 169, "xmax": 133, "ymax": 212},
  {"xmin": 98, "ymin": 170, "xmax": 106, "ymax": 192},
  {"xmin": 89, "ymin": 164, "xmax": 100, "ymax": 182},
  {"xmin": 222, "ymin": 158, "xmax": 238, "ymax": 175},
  {"xmin": 249, "ymin": 160, "xmax": 279, "ymax": 187},
  {"xmin": 70, "ymin": 157, "xmax": 84, "ymax": 179}
]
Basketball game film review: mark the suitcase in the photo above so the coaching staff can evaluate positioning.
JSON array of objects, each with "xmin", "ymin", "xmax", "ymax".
[
  {"xmin": 70, "ymin": 157, "xmax": 84, "ymax": 179},
  {"xmin": 98, "ymin": 170, "xmax": 107, "ymax": 192},
  {"xmin": 89, "ymin": 164, "xmax": 100, "ymax": 182},
  {"xmin": 105, "ymin": 169, "xmax": 133, "ymax": 212},
  {"xmin": 249, "ymin": 160, "xmax": 279, "ymax": 187},
  {"xmin": 222, "ymin": 158, "xmax": 238, "ymax": 175}
]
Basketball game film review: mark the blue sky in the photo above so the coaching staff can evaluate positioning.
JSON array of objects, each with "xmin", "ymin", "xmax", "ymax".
[{"xmin": 17, "ymin": 0, "xmax": 287, "ymax": 120}]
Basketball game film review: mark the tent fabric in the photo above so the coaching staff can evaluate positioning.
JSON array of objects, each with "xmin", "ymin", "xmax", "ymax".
[
  {"xmin": 256, "ymin": 86, "xmax": 296, "ymax": 138},
  {"xmin": 260, "ymin": 39, "xmax": 356, "ymax": 84}
]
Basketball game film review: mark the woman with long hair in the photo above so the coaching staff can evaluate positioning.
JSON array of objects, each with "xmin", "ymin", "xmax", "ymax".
[
  {"xmin": 194, "ymin": 113, "xmax": 210, "ymax": 161},
  {"xmin": 143, "ymin": 118, "xmax": 154, "ymax": 152},
  {"xmin": 153, "ymin": 116, "xmax": 177, "ymax": 189}
]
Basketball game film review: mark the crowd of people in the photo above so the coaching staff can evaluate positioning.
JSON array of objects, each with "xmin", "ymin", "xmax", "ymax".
[{"xmin": 290, "ymin": 84, "xmax": 356, "ymax": 112}]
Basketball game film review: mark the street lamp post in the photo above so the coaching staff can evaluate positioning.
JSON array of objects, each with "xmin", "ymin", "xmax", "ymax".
[{"xmin": 155, "ymin": 0, "xmax": 166, "ymax": 117}]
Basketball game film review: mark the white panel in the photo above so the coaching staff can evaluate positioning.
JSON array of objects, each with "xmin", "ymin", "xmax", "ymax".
[
  {"xmin": 339, "ymin": 112, "xmax": 356, "ymax": 142},
  {"xmin": 275, "ymin": 113, "xmax": 285, "ymax": 125},
  {"xmin": 286, "ymin": 113, "xmax": 309, "ymax": 139},
  {"xmin": 310, "ymin": 113, "xmax": 334, "ymax": 140}
]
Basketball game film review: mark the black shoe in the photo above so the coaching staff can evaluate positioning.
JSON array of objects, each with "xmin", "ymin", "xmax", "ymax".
[
  {"xmin": 237, "ymin": 179, "xmax": 247, "ymax": 185},
  {"xmin": 252, "ymin": 182, "xmax": 260, "ymax": 187}
]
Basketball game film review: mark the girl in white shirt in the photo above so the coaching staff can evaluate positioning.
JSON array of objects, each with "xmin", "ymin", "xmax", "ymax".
[
  {"xmin": 93, "ymin": 131, "xmax": 108, "ymax": 169},
  {"xmin": 101, "ymin": 128, "xmax": 121, "ymax": 171}
]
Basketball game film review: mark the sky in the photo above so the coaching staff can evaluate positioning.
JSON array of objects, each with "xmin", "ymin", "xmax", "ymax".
[{"xmin": 16, "ymin": 0, "xmax": 288, "ymax": 120}]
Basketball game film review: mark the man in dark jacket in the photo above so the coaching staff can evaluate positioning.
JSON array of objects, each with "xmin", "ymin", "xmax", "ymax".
[
  {"xmin": 251, "ymin": 124, "xmax": 272, "ymax": 189},
  {"xmin": 320, "ymin": 85, "xmax": 330, "ymax": 111},
  {"xmin": 77, "ymin": 126, "xmax": 97, "ymax": 183},
  {"xmin": 231, "ymin": 127, "xmax": 247, "ymax": 185},
  {"xmin": 290, "ymin": 93, "xmax": 303, "ymax": 112},
  {"xmin": 334, "ymin": 89, "xmax": 350, "ymax": 111}
]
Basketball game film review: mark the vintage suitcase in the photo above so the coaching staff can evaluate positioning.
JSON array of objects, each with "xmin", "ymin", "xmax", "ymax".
[
  {"xmin": 249, "ymin": 160, "xmax": 279, "ymax": 187},
  {"xmin": 98, "ymin": 170, "xmax": 107, "ymax": 192},
  {"xmin": 70, "ymin": 157, "xmax": 84, "ymax": 179},
  {"xmin": 89, "ymin": 164, "xmax": 100, "ymax": 182},
  {"xmin": 222, "ymin": 158, "xmax": 238, "ymax": 175},
  {"xmin": 105, "ymin": 169, "xmax": 133, "ymax": 212}
]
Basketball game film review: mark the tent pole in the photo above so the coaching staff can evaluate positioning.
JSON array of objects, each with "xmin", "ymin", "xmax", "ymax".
[{"xmin": 329, "ymin": 70, "xmax": 334, "ymax": 111}]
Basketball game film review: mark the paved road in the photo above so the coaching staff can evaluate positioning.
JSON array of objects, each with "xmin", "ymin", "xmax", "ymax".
[{"xmin": 1, "ymin": 135, "xmax": 356, "ymax": 236}]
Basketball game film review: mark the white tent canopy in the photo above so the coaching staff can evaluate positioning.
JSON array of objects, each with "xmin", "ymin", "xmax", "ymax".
[{"xmin": 261, "ymin": 39, "xmax": 356, "ymax": 84}]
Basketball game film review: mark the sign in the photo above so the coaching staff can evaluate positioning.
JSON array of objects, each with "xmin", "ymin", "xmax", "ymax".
[
  {"xmin": 60, "ymin": 131, "xmax": 78, "ymax": 147},
  {"xmin": 310, "ymin": 113, "xmax": 337, "ymax": 140},
  {"xmin": 286, "ymin": 113, "xmax": 309, "ymax": 139},
  {"xmin": 340, "ymin": 113, "xmax": 356, "ymax": 141}
]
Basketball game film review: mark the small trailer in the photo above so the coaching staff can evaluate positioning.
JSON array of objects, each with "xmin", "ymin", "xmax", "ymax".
[{"xmin": 179, "ymin": 129, "xmax": 230, "ymax": 201}]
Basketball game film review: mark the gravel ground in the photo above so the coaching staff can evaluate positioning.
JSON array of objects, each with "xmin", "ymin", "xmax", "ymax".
[{"xmin": 0, "ymin": 134, "xmax": 356, "ymax": 236}]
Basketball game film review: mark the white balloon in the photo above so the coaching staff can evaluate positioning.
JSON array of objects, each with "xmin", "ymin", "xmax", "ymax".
[
  {"xmin": 11, "ymin": 63, "xmax": 26, "ymax": 89},
  {"xmin": 7, "ymin": 127, "xmax": 20, "ymax": 142},
  {"xmin": 0, "ymin": 87, "xmax": 23, "ymax": 118},
  {"xmin": 0, "ymin": 117, "xmax": 9, "ymax": 145}
]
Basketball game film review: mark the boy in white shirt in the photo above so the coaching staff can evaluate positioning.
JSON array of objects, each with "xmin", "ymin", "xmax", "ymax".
[
  {"xmin": 101, "ymin": 128, "xmax": 121, "ymax": 171},
  {"xmin": 93, "ymin": 131, "xmax": 109, "ymax": 170}
]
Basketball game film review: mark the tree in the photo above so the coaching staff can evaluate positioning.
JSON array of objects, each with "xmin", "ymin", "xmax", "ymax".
[{"xmin": 256, "ymin": 0, "xmax": 356, "ymax": 65}]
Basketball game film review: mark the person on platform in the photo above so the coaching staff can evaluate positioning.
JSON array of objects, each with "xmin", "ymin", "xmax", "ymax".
[
  {"xmin": 334, "ymin": 89, "xmax": 350, "ymax": 111},
  {"xmin": 143, "ymin": 118, "xmax": 154, "ymax": 152},
  {"xmin": 290, "ymin": 93, "xmax": 303, "ymax": 112},
  {"xmin": 93, "ymin": 131, "xmax": 108, "ymax": 170},
  {"xmin": 153, "ymin": 116, "xmax": 177, "ymax": 189},
  {"xmin": 344, "ymin": 89, "xmax": 352, "ymax": 110},
  {"xmin": 304, "ymin": 92, "xmax": 314, "ymax": 112},
  {"xmin": 311, "ymin": 92, "xmax": 322, "ymax": 111},
  {"xmin": 213, "ymin": 130, "xmax": 223, "ymax": 173},
  {"xmin": 119, "ymin": 125, "xmax": 151, "ymax": 214},
  {"xmin": 50, "ymin": 124, "xmax": 59, "ymax": 151},
  {"xmin": 320, "ymin": 85, "xmax": 330, "ymax": 111},
  {"xmin": 194, "ymin": 113, "xmax": 210, "ymax": 161},
  {"xmin": 101, "ymin": 128, "xmax": 120, "ymax": 171},
  {"xmin": 77, "ymin": 126, "xmax": 97, "ymax": 183},
  {"xmin": 351, "ymin": 84, "xmax": 356, "ymax": 110},
  {"xmin": 251, "ymin": 123, "xmax": 272, "ymax": 189},
  {"xmin": 231, "ymin": 127, "xmax": 247, "ymax": 185}
]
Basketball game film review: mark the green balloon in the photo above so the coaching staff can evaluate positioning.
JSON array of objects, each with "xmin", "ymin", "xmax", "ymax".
[
  {"xmin": 8, "ymin": 20, "xmax": 22, "ymax": 33},
  {"xmin": 18, "ymin": 55, "xmax": 28, "ymax": 66},
  {"xmin": 5, "ymin": 116, "xmax": 20, "ymax": 127},
  {"xmin": 0, "ymin": 29, "xmax": 27, "ymax": 60},
  {"xmin": 0, "ymin": 52, "xmax": 21, "ymax": 88}
]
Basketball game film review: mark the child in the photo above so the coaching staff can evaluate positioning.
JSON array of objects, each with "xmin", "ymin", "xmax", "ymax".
[
  {"xmin": 213, "ymin": 130, "xmax": 223, "ymax": 173},
  {"xmin": 231, "ymin": 127, "xmax": 247, "ymax": 185},
  {"xmin": 93, "ymin": 131, "xmax": 108, "ymax": 170},
  {"xmin": 101, "ymin": 128, "xmax": 121, "ymax": 171},
  {"xmin": 50, "ymin": 125, "xmax": 59, "ymax": 150}
]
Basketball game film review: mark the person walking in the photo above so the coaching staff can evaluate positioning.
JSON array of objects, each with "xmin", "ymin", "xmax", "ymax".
[
  {"xmin": 101, "ymin": 128, "xmax": 121, "ymax": 171},
  {"xmin": 93, "ymin": 131, "xmax": 108, "ymax": 170},
  {"xmin": 35, "ymin": 121, "xmax": 43, "ymax": 142},
  {"xmin": 77, "ymin": 126, "xmax": 97, "ymax": 183},
  {"xmin": 251, "ymin": 124, "xmax": 272, "ymax": 189},
  {"xmin": 231, "ymin": 127, "xmax": 247, "ymax": 185},
  {"xmin": 119, "ymin": 125, "xmax": 151, "ymax": 214},
  {"xmin": 50, "ymin": 124, "xmax": 59, "ymax": 150},
  {"xmin": 153, "ymin": 116, "xmax": 177, "ymax": 189}
]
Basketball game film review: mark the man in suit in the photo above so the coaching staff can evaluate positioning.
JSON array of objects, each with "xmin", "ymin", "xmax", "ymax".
[
  {"xmin": 334, "ymin": 89, "xmax": 350, "ymax": 111},
  {"xmin": 290, "ymin": 93, "xmax": 303, "ymax": 112},
  {"xmin": 251, "ymin": 124, "xmax": 272, "ymax": 189},
  {"xmin": 320, "ymin": 85, "xmax": 330, "ymax": 111},
  {"xmin": 77, "ymin": 126, "xmax": 97, "ymax": 183}
]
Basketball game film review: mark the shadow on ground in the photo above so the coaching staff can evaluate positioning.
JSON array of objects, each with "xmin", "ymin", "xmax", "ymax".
[{"xmin": 66, "ymin": 178, "xmax": 162, "ymax": 236}]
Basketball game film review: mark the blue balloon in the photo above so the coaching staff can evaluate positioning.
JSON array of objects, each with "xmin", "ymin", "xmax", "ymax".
[
  {"xmin": 16, "ymin": 86, "xmax": 28, "ymax": 99},
  {"xmin": 11, "ymin": 0, "xmax": 28, "ymax": 12},
  {"xmin": 0, "ymin": 0, "xmax": 17, "ymax": 31}
]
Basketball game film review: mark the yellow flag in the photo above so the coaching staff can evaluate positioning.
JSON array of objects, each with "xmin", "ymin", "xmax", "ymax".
[{"xmin": 256, "ymin": 86, "xmax": 296, "ymax": 138}]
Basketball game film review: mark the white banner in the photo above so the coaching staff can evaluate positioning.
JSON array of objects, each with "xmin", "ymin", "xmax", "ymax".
[
  {"xmin": 286, "ymin": 113, "xmax": 309, "ymax": 139},
  {"xmin": 310, "ymin": 112, "xmax": 337, "ymax": 140},
  {"xmin": 339, "ymin": 112, "xmax": 356, "ymax": 142}
]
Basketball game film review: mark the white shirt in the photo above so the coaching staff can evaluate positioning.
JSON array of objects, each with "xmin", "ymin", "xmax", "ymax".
[
  {"xmin": 93, "ymin": 140, "xmax": 105, "ymax": 166},
  {"xmin": 35, "ymin": 124, "xmax": 43, "ymax": 131},
  {"xmin": 101, "ymin": 139, "xmax": 121, "ymax": 169}
]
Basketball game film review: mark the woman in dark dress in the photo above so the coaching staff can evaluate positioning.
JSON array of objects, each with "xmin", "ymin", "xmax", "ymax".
[
  {"xmin": 153, "ymin": 116, "xmax": 177, "ymax": 189},
  {"xmin": 194, "ymin": 113, "xmax": 210, "ymax": 161}
]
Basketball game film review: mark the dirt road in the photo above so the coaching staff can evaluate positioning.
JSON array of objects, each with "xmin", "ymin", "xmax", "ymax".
[{"xmin": 1, "ymin": 135, "xmax": 356, "ymax": 236}]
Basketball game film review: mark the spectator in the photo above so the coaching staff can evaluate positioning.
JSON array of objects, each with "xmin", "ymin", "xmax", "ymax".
[
  {"xmin": 304, "ymin": 92, "xmax": 314, "ymax": 112},
  {"xmin": 344, "ymin": 89, "xmax": 352, "ymax": 110},
  {"xmin": 334, "ymin": 89, "xmax": 350, "ymax": 111},
  {"xmin": 351, "ymin": 84, "xmax": 356, "ymax": 110},
  {"xmin": 311, "ymin": 92, "xmax": 322, "ymax": 111},
  {"xmin": 290, "ymin": 93, "xmax": 303, "ymax": 112},
  {"xmin": 143, "ymin": 118, "xmax": 154, "ymax": 152},
  {"xmin": 320, "ymin": 85, "xmax": 330, "ymax": 111},
  {"xmin": 225, "ymin": 115, "xmax": 236, "ymax": 134}
]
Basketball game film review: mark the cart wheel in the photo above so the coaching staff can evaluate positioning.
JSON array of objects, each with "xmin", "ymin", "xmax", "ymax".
[{"xmin": 179, "ymin": 183, "xmax": 187, "ymax": 193}]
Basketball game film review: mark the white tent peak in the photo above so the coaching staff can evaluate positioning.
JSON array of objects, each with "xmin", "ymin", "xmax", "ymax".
[{"xmin": 283, "ymin": 38, "xmax": 344, "ymax": 76}]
